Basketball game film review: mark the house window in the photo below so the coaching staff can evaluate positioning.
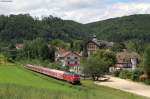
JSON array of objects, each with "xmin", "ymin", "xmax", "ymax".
[
  {"xmin": 75, "ymin": 57, "xmax": 78, "ymax": 59},
  {"xmin": 89, "ymin": 43, "xmax": 96, "ymax": 49},
  {"xmin": 67, "ymin": 57, "xmax": 70, "ymax": 59}
]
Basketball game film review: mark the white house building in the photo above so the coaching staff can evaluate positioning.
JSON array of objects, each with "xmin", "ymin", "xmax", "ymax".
[{"xmin": 55, "ymin": 48, "xmax": 81, "ymax": 73}]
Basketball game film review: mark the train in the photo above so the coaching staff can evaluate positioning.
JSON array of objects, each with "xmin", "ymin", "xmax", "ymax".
[{"xmin": 25, "ymin": 64, "xmax": 80, "ymax": 84}]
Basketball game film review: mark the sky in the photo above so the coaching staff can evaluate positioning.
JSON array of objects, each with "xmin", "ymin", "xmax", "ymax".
[{"xmin": 0, "ymin": 0, "xmax": 150, "ymax": 23}]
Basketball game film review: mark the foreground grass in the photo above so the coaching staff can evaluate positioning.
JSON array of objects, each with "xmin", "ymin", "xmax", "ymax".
[{"xmin": 0, "ymin": 63, "xmax": 149, "ymax": 99}]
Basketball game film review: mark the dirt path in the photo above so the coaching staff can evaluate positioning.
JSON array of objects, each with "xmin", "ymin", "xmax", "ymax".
[{"xmin": 96, "ymin": 76, "xmax": 150, "ymax": 98}]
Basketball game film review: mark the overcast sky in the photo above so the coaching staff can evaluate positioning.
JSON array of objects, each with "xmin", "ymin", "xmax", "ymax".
[{"xmin": 0, "ymin": 0, "xmax": 150, "ymax": 23}]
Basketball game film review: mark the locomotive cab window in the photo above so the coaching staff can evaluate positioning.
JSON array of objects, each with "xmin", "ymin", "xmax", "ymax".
[{"xmin": 73, "ymin": 73, "xmax": 80, "ymax": 77}]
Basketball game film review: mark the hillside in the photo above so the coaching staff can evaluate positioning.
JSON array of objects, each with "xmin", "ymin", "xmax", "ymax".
[
  {"xmin": 1, "ymin": 14, "xmax": 150, "ymax": 45},
  {"xmin": 0, "ymin": 14, "xmax": 90, "ymax": 44},
  {"xmin": 0, "ymin": 63, "xmax": 148, "ymax": 99},
  {"xmin": 86, "ymin": 14, "xmax": 150, "ymax": 42}
]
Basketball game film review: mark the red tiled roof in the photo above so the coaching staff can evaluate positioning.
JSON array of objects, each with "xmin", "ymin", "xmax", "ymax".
[
  {"xmin": 56, "ymin": 48, "xmax": 81, "ymax": 58},
  {"xmin": 16, "ymin": 44, "xmax": 24, "ymax": 49}
]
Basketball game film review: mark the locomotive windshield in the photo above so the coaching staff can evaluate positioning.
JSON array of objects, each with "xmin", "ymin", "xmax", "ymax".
[{"xmin": 64, "ymin": 72, "xmax": 79, "ymax": 77}]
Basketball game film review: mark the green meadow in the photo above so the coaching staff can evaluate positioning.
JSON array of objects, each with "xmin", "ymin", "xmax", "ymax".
[{"xmin": 0, "ymin": 63, "xmax": 149, "ymax": 99}]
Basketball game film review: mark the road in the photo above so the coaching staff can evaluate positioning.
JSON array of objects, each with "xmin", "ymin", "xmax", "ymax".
[{"xmin": 96, "ymin": 76, "xmax": 150, "ymax": 98}]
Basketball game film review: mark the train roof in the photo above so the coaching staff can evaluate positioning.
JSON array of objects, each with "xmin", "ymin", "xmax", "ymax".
[
  {"xmin": 42, "ymin": 67, "xmax": 51, "ymax": 71},
  {"xmin": 26, "ymin": 64, "xmax": 65, "ymax": 74},
  {"xmin": 50, "ymin": 69, "xmax": 65, "ymax": 74}
]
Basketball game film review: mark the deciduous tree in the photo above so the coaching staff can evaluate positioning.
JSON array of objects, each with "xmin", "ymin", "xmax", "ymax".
[{"xmin": 82, "ymin": 50, "xmax": 116, "ymax": 81}]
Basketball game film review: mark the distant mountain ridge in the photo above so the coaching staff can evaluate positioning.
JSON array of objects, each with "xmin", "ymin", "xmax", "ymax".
[{"xmin": 86, "ymin": 14, "xmax": 150, "ymax": 43}]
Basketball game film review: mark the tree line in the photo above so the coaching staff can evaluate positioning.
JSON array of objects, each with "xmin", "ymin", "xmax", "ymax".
[{"xmin": 0, "ymin": 14, "xmax": 89, "ymax": 45}]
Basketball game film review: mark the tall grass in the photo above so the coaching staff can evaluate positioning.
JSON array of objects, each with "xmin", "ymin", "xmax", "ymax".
[
  {"xmin": 0, "ymin": 82, "xmax": 148, "ymax": 99},
  {"xmin": 0, "ymin": 84, "xmax": 79, "ymax": 99}
]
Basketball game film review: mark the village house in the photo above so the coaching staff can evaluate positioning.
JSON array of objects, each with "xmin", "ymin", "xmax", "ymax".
[
  {"xmin": 16, "ymin": 44, "xmax": 24, "ymax": 50},
  {"xmin": 86, "ymin": 35, "xmax": 113, "ymax": 56},
  {"xmin": 115, "ymin": 49, "xmax": 140, "ymax": 70},
  {"xmin": 55, "ymin": 48, "xmax": 81, "ymax": 73}
]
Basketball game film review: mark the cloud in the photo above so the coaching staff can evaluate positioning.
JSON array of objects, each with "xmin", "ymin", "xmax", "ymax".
[
  {"xmin": 0, "ymin": 0, "xmax": 150, "ymax": 23},
  {"xmin": 102, "ymin": 2, "xmax": 150, "ymax": 19}
]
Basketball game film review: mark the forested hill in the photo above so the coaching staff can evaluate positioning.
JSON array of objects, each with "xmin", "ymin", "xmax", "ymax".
[
  {"xmin": 1, "ymin": 14, "xmax": 150, "ymax": 44},
  {"xmin": 86, "ymin": 14, "xmax": 150, "ymax": 43},
  {"xmin": 0, "ymin": 14, "xmax": 91, "ymax": 44}
]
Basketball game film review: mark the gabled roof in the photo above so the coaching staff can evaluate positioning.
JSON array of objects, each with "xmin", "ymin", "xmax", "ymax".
[
  {"xmin": 116, "ymin": 49, "xmax": 140, "ymax": 63},
  {"xmin": 56, "ymin": 48, "xmax": 67, "ymax": 55},
  {"xmin": 87, "ymin": 39, "xmax": 113, "ymax": 48},
  {"xmin": 56, "ymin": 48, "xmax": 81, "ymax": 58},
  {"xmin": 62, "ymin": 51, "xmax": 81, "ymax": 58}
]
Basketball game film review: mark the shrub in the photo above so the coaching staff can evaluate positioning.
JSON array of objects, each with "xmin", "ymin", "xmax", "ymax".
[
  {"xmin": 112, "ymin": 70, "xmax": 120, "ymax": 77},
  {"xmin": 144, "ymin": 79, "xmax": 150, "ymax": 85},
  {"xmin": 119, "ymin": 70, "xmax": 132, "ymax": 79},
  {"xmin": 7, "ymin": 57, "xmax": 16, "ymax": 63},
  {"xmin": 143, "ymin": 45, "xmax": 150, "ymax": 79},
  {"xmin": 131, "ymin": 69, "xmax": 143, "ymax": 81}
]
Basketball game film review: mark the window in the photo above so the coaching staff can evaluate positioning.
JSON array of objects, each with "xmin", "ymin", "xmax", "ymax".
[
  {"xmin": 89, "ymin": 43, "xmax": 96, "ymax": 49},
  {"xmin": 75, "ymin": 57, "xmax": 78, "ymax": 59},
  {"xmin": 67, "ymin": 57, "xmax": 70, "ymax": 59}
]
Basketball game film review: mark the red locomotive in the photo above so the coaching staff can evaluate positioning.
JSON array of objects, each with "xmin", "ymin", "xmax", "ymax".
[{"xmin": 25, "ymin": 64, "xmax": 80, "ymax": 84}]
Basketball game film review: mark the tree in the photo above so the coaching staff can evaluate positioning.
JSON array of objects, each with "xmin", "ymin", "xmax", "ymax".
[
  {"xmin": 143, "ymin": 45, "xmax": 150, "ymax": 79},
  {"xmin": 17, "ymin": 38, "xmax": 54, "ymax": 61},
  {"xmin": 70, "ymin": 41, "xmax": 74, "ymax": 51},
  {"xmin": 51, "ymin": 39, "xmax": 70, "ymax": 49},
  {"xmin": 111, "ymin": 42, "xmax": 125, "ymax": 52},
  {"xmin": 0, "ymin": 43, "xmax": 17, "ymax": 62},
  {"xmin": 82, "ymin": 50, "xmax": 116, "ymax": 81},
  {"xmin": 7, "ymin": 43, "xmax": 17, "ymax": 60},
  {"xmin": 124, "ymin": 40, "xmax": 145, "ymax": 54},
  {"xmin": 73, "ymin": 40, "xmax": 83, "ymax": 51}
]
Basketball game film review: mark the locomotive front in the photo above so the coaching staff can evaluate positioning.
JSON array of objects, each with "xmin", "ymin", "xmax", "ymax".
[
  {"xmin": 64, "ymin": 72, "xmax": 80, "ymax": 84},
  {"xmin": 72, "ymin": 73, "xmax": 80, "ymax": 84}
]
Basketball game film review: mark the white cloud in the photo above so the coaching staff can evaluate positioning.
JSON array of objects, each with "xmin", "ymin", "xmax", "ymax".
[
  {"xmin": 104, "ymin": 3, "xmax": 150, "ymax": 18},
  {"xmin": 0, "ymin": 0, "xmax": 150, "ymax": 23}
]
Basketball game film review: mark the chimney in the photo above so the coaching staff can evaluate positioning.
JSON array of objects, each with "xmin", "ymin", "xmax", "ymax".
[
  {"xmin": 92, "ymin": 34, "xmax": 97, "ymax": 41},
  {"xmin": 131, "ymin": 58, "xmax": 137, "ymax": 70}
]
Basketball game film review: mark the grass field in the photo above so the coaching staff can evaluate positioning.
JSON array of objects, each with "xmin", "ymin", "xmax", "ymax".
[{"xmin": 0, "ymin": 63, "xmax": 149, "ymax": 99}]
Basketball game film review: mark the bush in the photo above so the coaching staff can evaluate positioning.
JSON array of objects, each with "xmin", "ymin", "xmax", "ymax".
[
  {"xmin": 112, "ymin": 70, "xmax": 120, "ymax": 77},
  {"xmin": 131, "ymin": 69, "xmax": 143, "ymax": 81},
  {"xmin": 119, "ymin": 70, "xmax": 132, "ymax": 79},
  {"xmin": 7, "ymin": 58, "xmax": 15, "ymax": 63},
  {"xmin": 144, "ymin": 79, "xmax": 150, "ymax": 85},
  {"xmin": 143, "ymin": 45, "xmax": 150, "ymax": 78}
]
